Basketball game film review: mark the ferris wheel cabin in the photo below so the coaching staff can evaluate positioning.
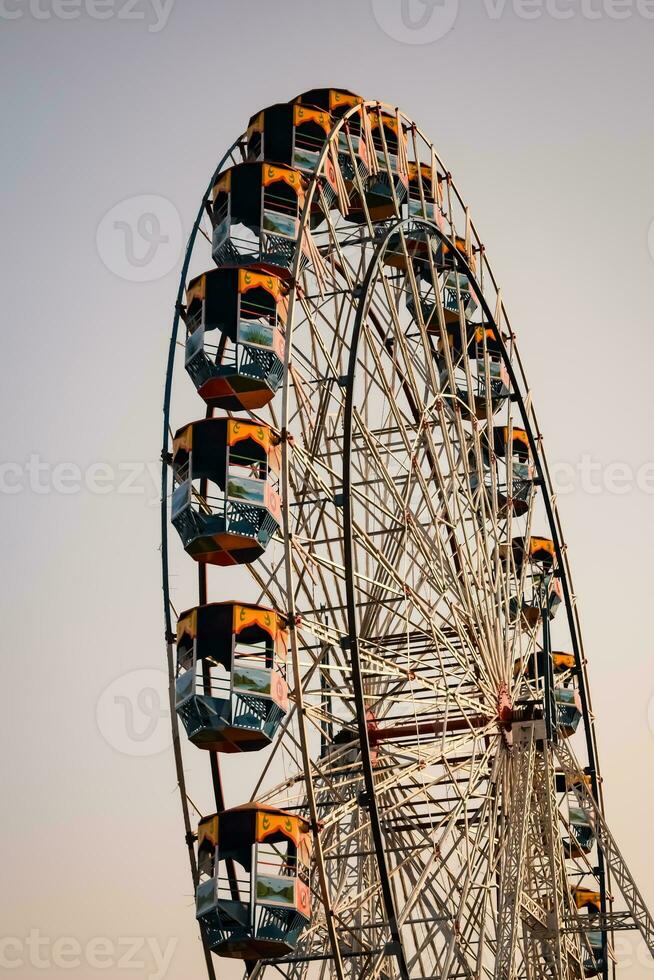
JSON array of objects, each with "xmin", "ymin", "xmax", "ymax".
[
  {"xmin": 196, "ymin": 805, "xmax": 312, "ymax": 960},
  {"xmin": 555, "ymin": 687, "xmax": 584, "ymax": 736},
  {"xmin": 407, "ymin": 161, "xmax": 444, "ymax": 223},
  {"xmin": 293, "ymin": 88, "xmax": 369, "ymax": 195},
  {"xmin": 572, "ymin": 889, "xmax": 604, "ymax": 976},
  {"xmin": 247, "ymin": 104, "xmax": 333, "ymax": 185},
  {"xmin": 563, "ymin": 805, "xmax": 595, "ymax": 858},
  {"xmin": 175, "ymin": 602, "xmax": 289, "ymax": 753},
  {"xmin": 409, "ymin": 231, "xmax": 478, "ymax": 293},
  {"xmin": 211, "ymin": 162, "xmax": 309, "ymax": 269},
  {"xmin": 501, "ymin": 535, "xmax": 556, "ymax": 574},
  {"xmin": 405, "ymin": 255, "xmax": 479, "ymax": 334},
  {"xmin": 381, "ymin": 163, "xmax": 449, "ymax": 271},
  {"xmin": 469, "ymin": 325, "xmax": 511, "ymax": 410},
  {"xmin": 343, "ymin": 110, "xmax": 409, "ymax": 223},
  {"xmin": 493, "ymin": 426, "xmax": 534, "ymax": 516},
  {"xmin": 171, "ymin": 418, "xmax": 281, "ymax": 566},
  {"xmin": 469, "ymin": 425, "xmax": 534, "ymax": 518},
  {"xmin": 499, "ymin": 535, "xmax": 563, "ymax": 630},
  {"xmin": 431, "ymin": 321, "xmax": 510, "ymax": 418},
  {"xmin": 574, "ymin": 886, "xmax": 602, "ymax": 915},
  {"xmin": 516, "ymin": 650, "xmax": 577, "ymax": 683},
  {"xmin": 183, "ymin": 265, "xmax": 288, "ymax": 411},
  {"xmin": 293, "ymin": 87, "xmax": 363, "ymax": 117}
]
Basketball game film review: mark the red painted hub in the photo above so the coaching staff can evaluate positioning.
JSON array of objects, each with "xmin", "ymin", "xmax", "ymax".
[{"xmin": 497, "ymin": 683, "xmax": 513, "ymax": 730}]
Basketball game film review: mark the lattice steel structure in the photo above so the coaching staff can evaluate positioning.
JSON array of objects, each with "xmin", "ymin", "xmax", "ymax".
[{"xmin": 160, "ymin": 90, "xmax": 653, "ymax": 980}]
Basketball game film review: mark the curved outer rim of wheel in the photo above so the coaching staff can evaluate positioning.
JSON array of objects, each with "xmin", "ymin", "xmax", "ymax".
[
  {"xmin": 160, "ymin": 139, "xmax": 242, "ymax": 980},
  {"xmin": 340, "ymin": 213, "xmax": 610, "ymax": 976}
]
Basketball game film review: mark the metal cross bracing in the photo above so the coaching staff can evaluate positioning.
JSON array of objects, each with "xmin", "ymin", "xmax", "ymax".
[
  {"xmin": 160, "ymin": 99, "xmax": 652, "ymax": 979},
  {"xmin": 494, "ymin": 722, "xmax": 539, "ymax": 980}
]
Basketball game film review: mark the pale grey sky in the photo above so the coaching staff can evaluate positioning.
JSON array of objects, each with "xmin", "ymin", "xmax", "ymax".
[{"xmin": 1, "ymin": 1, "xmax": 653, "ymax": 977}]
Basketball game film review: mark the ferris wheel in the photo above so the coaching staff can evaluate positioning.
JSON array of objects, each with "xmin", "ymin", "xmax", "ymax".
[{"xmin": 160, "ymin": 89, "xmax": 654, "ymax": 980}]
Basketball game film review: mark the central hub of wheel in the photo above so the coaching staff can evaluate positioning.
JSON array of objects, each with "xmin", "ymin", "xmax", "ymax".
[{"xmin": 497, "ymin": 683, "xmax": 513, "ymax": 731}]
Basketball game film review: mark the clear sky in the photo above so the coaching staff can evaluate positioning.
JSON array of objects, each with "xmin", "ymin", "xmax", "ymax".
[{"xmin": 1, "ymin": 1, "xmax": 653, "ymax": 977}]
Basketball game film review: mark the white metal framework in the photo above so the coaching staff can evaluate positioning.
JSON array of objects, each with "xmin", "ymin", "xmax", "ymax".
[{"xmin": 160, "ymin": 97, "xmax": 653, "ymax": 980}]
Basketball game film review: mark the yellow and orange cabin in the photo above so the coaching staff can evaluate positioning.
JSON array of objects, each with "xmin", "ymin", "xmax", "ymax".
[
  {"xmin": 211, "ymin": 162, "xmax": 309, "ymax": 269},
  {"xmin": 175, "ymin": 602, "xmax": 289, "ymax": 753},
  {"xmin": 293, "ymin": 88, "xmax": 369, "ymax": 190},
  {"xmin": 501, "ymin": 535, "xmax": 557, "ymax": 574},
  {"xmin": 171, "ymin": 418, "xmax": 281, "ymax": 567},
  {"xmin": 573, "ymin": 886, "xmax": 601, "ymax": 914},
  {"xmin": 343, "ymin": 109, "xmax": 409, "ymax": 223},
  {"xmin": 490, "ymin": 426, "xmax": 533, "ymax": 516},
  {"xmin": 183, "ymin": 264, "xmax": 288, "ymax": 411},
  {"xmin": 294, "ymin": 88, "xmax": 363, "ymax": 118},
  {"xmin": 407, "ymin": 161, "xmax": 445, "ymax": 225},
  {"xmin": 196, "ymin": 803, "xmax": 312, "ymax": 960},
  {"xmin": 247, "ymin": 103, "xmax": 332, "ymax": 175}
]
